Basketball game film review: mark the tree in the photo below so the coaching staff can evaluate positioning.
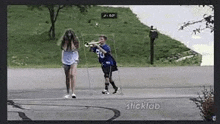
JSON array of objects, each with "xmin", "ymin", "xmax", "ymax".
[
  {"xmin": 46, "ymin": 5, "xmax": 65, "ymax": 40},
  {"xmin": 27, "ymin": 5, "xmax": 92, "ymax": 40},
  {"xmin": 179, "ymin": 5, "xmax": 214, "ymax": 34}
]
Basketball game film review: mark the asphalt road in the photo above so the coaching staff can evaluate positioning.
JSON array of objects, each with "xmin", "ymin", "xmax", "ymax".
[{"xmin": 7, "ymin": 66, "xmax": 214, "ymax": 121}]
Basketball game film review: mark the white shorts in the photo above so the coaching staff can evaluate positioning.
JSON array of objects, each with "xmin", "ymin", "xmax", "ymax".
[{"xmin": 63, "ymin": 63, "xmax": 77, "ymax": 71}]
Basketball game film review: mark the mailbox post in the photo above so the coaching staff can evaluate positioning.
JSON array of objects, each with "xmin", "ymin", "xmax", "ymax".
[{"xmin": 149, "ymin": 26, "xmax": 158, "ymax": 65}]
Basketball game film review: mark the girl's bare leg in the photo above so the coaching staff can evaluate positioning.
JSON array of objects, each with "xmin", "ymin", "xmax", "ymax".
[
  {"xmin": 64, "ymin": 67, "xmax": 70, "ymax": 94},
  {"xmin": 70, "ymin": 64, "xmax": 77, "ymax": 94}
]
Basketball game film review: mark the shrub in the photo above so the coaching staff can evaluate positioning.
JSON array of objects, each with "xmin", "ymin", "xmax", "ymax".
[{"xmin": 191, "ymin": 86, "xmax": 215, "ymax": 121}]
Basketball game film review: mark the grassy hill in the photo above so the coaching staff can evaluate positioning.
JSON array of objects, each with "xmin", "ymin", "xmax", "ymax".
[{"xmin": 7, "ymin": 5, "xmax": 202, "ymax": 68}]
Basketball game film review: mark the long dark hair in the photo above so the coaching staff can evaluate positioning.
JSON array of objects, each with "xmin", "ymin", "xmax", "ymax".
[{"xmin": 61, "ymin": 30, "xmax": 79, "ymax": 50}]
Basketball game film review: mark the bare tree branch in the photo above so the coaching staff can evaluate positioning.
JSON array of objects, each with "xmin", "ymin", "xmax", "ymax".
[
  {"xmin": 54, "ymin": 5, "xmax": 65, "ymax": 22},
  {"xmin": 179, "ymin": 19, "xmax": 204, "ymax": 30},
  {"xmin": 179, "ymin": 5, "xmax": 214, "ymax": 34}
]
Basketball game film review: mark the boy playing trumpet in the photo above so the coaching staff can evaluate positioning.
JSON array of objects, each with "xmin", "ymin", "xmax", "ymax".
[{"xmin": 89, "ymin": 35, "xmax": 119, "ymax": 94}]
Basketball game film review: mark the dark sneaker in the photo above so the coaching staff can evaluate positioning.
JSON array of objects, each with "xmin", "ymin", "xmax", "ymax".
[
  {"xmin": 102, "ymin": 89, "xmax": 110, "ymax": 94},
  {"xmin": 72, "ymin": 93, "xmax": 76, "ymax": 98},
  {"xmin": 113, "ymin": 87, "xmax": 120, "ymax": 94}
]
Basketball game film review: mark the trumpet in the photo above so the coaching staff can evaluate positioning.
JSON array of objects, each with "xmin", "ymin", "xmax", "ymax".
[{"xmin": 84, "ymin": 40, "xmax": 100, "ymax": 47}]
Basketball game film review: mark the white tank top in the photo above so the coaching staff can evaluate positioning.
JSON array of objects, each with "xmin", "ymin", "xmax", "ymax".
[{"xmin": 62, "ymin": 50, "xmax": 79, "ymax": 65}]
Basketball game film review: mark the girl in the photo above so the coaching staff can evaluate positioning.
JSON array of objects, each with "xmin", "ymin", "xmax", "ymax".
[{"xmin": 61, "ymin": 29, "xmax": 79, "ymax": 98}]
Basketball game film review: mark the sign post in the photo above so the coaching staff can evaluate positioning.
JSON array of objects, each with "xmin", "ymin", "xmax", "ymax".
[{"xmin": 149, "ymin": 26, "xmax": 158, "ymax": 65}]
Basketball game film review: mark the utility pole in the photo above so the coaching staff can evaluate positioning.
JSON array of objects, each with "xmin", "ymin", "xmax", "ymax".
[{"xmin": 149, "ymin": 26, "xmax": 158, "ymax": 65}]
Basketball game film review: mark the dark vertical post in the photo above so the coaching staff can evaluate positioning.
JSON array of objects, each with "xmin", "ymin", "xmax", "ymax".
[
  {"xmin": 149, "ymin": 26, "xmax": 158, "ymax": 65},
  {"xmin": 150, "ymin": 37, "xmax": 154, "ymax": 65}
]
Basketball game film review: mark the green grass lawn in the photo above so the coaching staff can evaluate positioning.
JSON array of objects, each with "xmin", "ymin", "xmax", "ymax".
[{"xmin": 7, "ymin": 5, "xmax": 202, "ymax": 68}]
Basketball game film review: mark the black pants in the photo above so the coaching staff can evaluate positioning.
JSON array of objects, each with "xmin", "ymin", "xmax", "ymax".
[
  {"xmin": 102, "ymin": 66, "xmax": 113, "ymax": 78},
  {"xmin": 102, "ymin": 65, "xmax": 118, "ymax": 90}
]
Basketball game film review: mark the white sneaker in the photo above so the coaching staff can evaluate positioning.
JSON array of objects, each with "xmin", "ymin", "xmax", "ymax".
[
  {"xmin": 64, "ymin": 94, "xmax": 70, "ymax": 99},
  {"xmin": 72, "ymin": 93, "xmax": 76, "ymax": 98},
  {"xmin": 102, "ymin": 89, "xmax": 110, "ymax": 94}
]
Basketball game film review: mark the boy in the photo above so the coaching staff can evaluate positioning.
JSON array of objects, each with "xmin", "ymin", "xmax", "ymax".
[{"xmin": 90, "ymin": 35, "xmax": 119, "ymax": 94}]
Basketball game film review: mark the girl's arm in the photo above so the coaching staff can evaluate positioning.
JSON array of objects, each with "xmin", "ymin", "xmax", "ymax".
[
  {"xmin": 62, "ymin": 41, "xmax": 68, "ymax": 51},
  {"xmin": 71, "ymin": 40, "xmax": 77, "ymax": 51}
]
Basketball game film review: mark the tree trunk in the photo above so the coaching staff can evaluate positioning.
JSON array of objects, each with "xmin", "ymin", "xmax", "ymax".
[
  {"xmin": 51, "ymin": 7, "xmax": 55, "ymax": 40},
  {"xmin": 48, "ymin": 6, "xmax": 55, "ymax": 40},
  {"xmin": 52, "ymin": 20, "xmax": 55, "ymax": 40},
  {"xmin": 49, "ymin": 26, "xmax": 52, "ymax": 38}
]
